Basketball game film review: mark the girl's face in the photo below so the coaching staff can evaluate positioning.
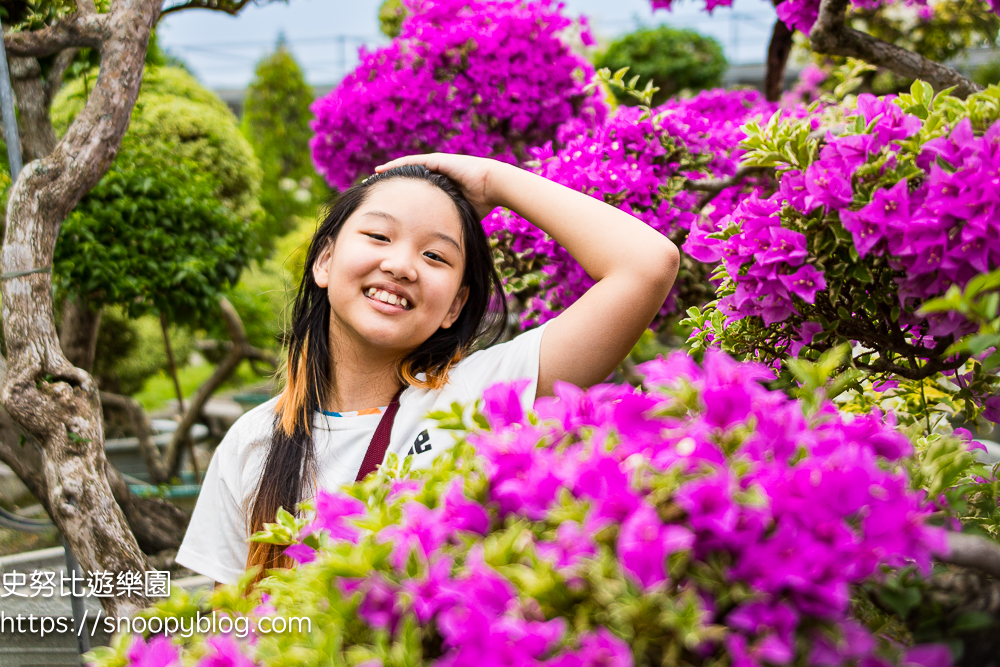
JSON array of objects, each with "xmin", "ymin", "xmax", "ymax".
[{"xmin": 313, "ymin": 179, "xmax": 470, "ymax": 357}]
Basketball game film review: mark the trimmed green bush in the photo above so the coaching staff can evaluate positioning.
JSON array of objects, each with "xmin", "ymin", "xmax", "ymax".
[{"xmin": 593, "ymin": 26, "xmax": 727, "ymax": 106}]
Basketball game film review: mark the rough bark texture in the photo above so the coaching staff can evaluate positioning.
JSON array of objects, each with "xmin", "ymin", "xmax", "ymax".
[
  {"xmin": 809, "ymin": 0, "xmax": 983, "ymax": 98},
  {"xmin": 8, "ymin": 57, "xmax": 58, "ymax": 162},
  {"xmin": 0, "ymin": 359, "xmax": 188, "ymax": 555},
  {"xmin": 2, "ymin": 13, "xmax": 107, "ymax": 58},
  {"xmin": 59, "ymin": 298, "xmax": 103, "ymax": 372},
  {"xmin": 1, "ymin": 0, "xmax": 162, "ymax": 615},
  {"xmin": 765, "ymin": 11, "xmax": 795, "ymax": 102}
]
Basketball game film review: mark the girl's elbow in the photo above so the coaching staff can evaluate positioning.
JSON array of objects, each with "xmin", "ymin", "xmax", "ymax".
[{"xmin": 644, "ymin": 240, "xmax": 680, "ymax": 295}]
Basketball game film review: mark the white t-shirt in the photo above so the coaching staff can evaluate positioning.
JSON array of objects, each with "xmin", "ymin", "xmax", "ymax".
[{"xmin": 176, "ymin": 322, "xmax": 549, "ymax": 584}]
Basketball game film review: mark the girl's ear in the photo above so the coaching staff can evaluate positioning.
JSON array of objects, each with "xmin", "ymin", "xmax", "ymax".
[
  {"xmin": 440, "ymin": 285, "xmax": 470, "ymax": 329},
  {"xmin": 312, "ymin": 241, "xmax": 334, "ymax": 288}
]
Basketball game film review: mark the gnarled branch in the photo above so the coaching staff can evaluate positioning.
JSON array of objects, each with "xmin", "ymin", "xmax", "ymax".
[
  {"xmin": 160, "ymin": 0, "xmax": 258, "ymax": 18},
  {"xmin": 809, "ymin": 0, "xmax": 982, "ymax": 98},
  {"xmin": 1, "ymin": 0, "xmax": 162, "ymax": 616},
  {"xmin": 941, "ymin": 532, "xmax": 1000, "ymax": 580},
  {"xmin": 161, "ymin": 297, "xmax": 276, "ymax": 478},
  {"xmin": 3, "ymin": 13, "xmax": 108, "ymax": 58},
  {"xmin": 99, "ymin": 391, "xmax": 168, "ymax": 484}
]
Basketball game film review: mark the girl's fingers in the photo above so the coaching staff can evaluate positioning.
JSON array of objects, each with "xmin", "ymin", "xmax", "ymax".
[{"xmin": 374, "ymin": 153, "xmax": 440, "ymax": 173}]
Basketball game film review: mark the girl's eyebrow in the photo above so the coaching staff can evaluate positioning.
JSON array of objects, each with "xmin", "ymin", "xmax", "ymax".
[{"xmin": 362, "ymin": 210, "xmax": 461, "ymax": 252}]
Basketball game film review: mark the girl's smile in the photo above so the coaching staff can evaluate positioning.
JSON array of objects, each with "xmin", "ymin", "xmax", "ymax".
[{"xmin": 364, "ymin": 283, "xmax": 414, "ymax": 311}]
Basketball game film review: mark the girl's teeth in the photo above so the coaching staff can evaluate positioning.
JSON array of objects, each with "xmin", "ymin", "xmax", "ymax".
[{"xmin": 366, "ymin": 288, "xmax": 408, "ymax": 308}]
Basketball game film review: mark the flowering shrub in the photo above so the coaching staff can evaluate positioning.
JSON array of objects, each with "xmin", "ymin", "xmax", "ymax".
[
  {"xmin": 94, "ymin": 352, "xmax": 959, "ymax": 667},
  {"xmin": 685, "ymin": 84, "xmax": 1000, "ymax": 407},
  {"xmin": 310, "ymin": 0, "xmax": 606, "ymax": 190},
  {"xmin": 487, "ymin": 86, "xmax": 789, "ymax": 328}
]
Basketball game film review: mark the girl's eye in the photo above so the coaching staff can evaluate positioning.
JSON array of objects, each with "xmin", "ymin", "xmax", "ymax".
[
  {"xmin": 366, "ymin": 233, "xmax": 389, "ymax": 242},
  {"xmin": 424, "ymin": 251, "xmax": 447, "ymax": 264}
]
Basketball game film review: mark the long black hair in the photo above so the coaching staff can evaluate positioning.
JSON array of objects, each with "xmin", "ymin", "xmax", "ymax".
[{"xmin": 247, "ymin": 165, "xmax": 507, "ymax": 579}]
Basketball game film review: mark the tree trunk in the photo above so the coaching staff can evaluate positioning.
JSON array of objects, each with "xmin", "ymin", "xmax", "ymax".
[
  {"xmin": 59, "ymin": 297, "xmax": 102, "ymax": 372},
  {"xmin": 8, "ymin": 56, "xmax": 58, "ymax": 161},
  {"xmin": 0, "ymin": 359, "xmax": 187, "ymax": 556},
  {"xmin": 160, "ymin": 312, "xmax": 186, "ymax": 413},
  {"xmin": 1, "ymin": 0, "xmax": 162, "ymax": 616},
  {"xmin": 764, "ymin": 9, "xmax": 795, "ymax": 102}
]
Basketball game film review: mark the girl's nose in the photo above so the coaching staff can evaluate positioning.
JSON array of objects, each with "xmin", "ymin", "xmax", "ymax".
[{"xmin": 379, "ymin": 247, "xmax": 418, "ymax": 282}]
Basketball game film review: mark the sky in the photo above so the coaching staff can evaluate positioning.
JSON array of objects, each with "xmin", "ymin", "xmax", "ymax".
[{"xmin": 157, "ymin": 0, "xmax": 778, "ymax": 90}]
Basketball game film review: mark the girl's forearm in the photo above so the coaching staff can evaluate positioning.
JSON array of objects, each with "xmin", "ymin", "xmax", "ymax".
[{"xmin": 490, "ymin": 163, "xmax": 678, "ymax": 283}]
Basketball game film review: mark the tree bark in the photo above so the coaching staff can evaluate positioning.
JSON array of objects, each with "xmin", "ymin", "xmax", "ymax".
[
  {"xmin": 809, "ymin": 0, "xmax": 983, "ymax": 98},
  {"xmin": 0, "ymin": 0, "xmax": 162, "ymax": 616},
  {"xmin": 765, "ymin": 10, "xmax": 795, "ymax": 102},
  {"xmin": 0, "ymin": 359, "xmax": 187, "ymax": 555},
  {"xmin": 59, "ymin": 297, "xmax": 103, "ymax": 373},
  {"xmin": 8, "ymin": 57, "xmax": 58, "ymax": 162},
  {"xmin": 2, "ymin": 13, "xmax": 107, "ymax": 58}
]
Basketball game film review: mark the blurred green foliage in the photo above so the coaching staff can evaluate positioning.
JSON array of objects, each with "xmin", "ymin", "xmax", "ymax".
[
  {"xmin": 592, "ymin": 25, "xmax": 726, "ymax": 106},
  {"xmin": 92, "ymin": 307, "xmax": 195, "ymax": 397},
  {"xmin": 848, "ymin": 0, "xmax": 1000, "ymax": 94},
  {"xmin": 852, "ymin": 0, "xmax": 999, "ymax": 66},
  {"xmin": 241, "ymin": 40, "xmax": 325, "ymax": 242},
  {"xmin": 974, "ymin": 57, "xmax": 1000, "ymax": 87},
  {"xmin": 52, "ymin": 137, "xmax": 253, "ymax": 327},
  {"xmin": 378, "ymin": 0, "xmax": 406, "ymax": 38}
]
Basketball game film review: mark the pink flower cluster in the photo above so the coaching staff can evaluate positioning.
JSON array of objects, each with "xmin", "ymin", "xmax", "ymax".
[
  {"xmin": 695, "ymin": 93, "xmax": 1000, "ymax": 340},
  {"xmin": 310, "ymin": 0, "xmax": 606, "ymax": 190},
  {"xmin": 486, "ymin": 89, "xmax": 775, "ymax": 325},
  {"xmin": 843, "ymin": 113, "xmax": 1000, "ymax": 335},
  {"xmin": 303, "ymin": 352, "xmax": 949, "ymax": 666},
  {"xmin": 707, "ymin": 192, "xmax": 827, "ymax": 327}
]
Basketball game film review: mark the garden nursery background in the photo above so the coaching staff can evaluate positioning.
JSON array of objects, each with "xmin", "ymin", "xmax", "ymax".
[{"xmin": 2, "ymin": 0, "xmax": 1000, "ymax": 665}]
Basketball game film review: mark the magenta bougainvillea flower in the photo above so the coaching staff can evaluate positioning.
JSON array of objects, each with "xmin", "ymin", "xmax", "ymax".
[
  {"xmin": 310, "ymin": 0, "xmax": 605, "ymax": 189},
  {"xmin": 276, "ymin": 353, "xmax": 949, "ymax": 666},
  {"xmin": 127, "ymin": 635, "xmax": 179, "ymax": 667},
  {"xmin": 690, "ymin": 91, "xmax": 1000, "ymax": 355},
  {"xmin": 487, "ymin": 88, "xmax": 786, "ymax": 326}
]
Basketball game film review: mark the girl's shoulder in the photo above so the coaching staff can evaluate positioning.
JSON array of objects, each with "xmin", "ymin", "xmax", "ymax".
[{"xmin": 411, "ymin": 321, "xmax": 551, "ymax": 405}]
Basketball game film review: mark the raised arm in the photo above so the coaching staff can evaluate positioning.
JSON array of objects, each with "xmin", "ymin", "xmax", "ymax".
[{"xmin": 375, "ymin": 154, "xmax": 680, "ymax": 397}]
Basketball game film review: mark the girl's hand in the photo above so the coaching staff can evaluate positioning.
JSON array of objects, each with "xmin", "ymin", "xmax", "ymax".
[{"xmin": 374, "ymin": 153, "xmax": 506, "ymax": 219}]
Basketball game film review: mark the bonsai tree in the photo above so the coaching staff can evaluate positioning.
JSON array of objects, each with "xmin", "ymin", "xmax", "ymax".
[{"xmin": 0, "ymin": 0, "xmax": 283, "ymax": 615}]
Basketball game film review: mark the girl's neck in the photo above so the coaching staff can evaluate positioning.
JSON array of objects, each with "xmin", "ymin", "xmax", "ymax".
[
  {"xmin": 326, "ymin": 361, "xmax": 402, "ymax": 412},
  {"xmin": 324, "ymin": 322, "xmax": 405, "ymax": 413}
]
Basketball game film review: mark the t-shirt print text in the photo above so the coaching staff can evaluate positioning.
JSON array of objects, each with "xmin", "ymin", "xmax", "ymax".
[{"xmin": 406, "ymin": 429, "xmax": 433, "ymax": 457}]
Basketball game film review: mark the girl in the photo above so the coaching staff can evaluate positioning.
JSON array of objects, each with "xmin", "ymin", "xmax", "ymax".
[{"xmin": 176, "ymin": 153, "xmax": 679, "ymax": 585}]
